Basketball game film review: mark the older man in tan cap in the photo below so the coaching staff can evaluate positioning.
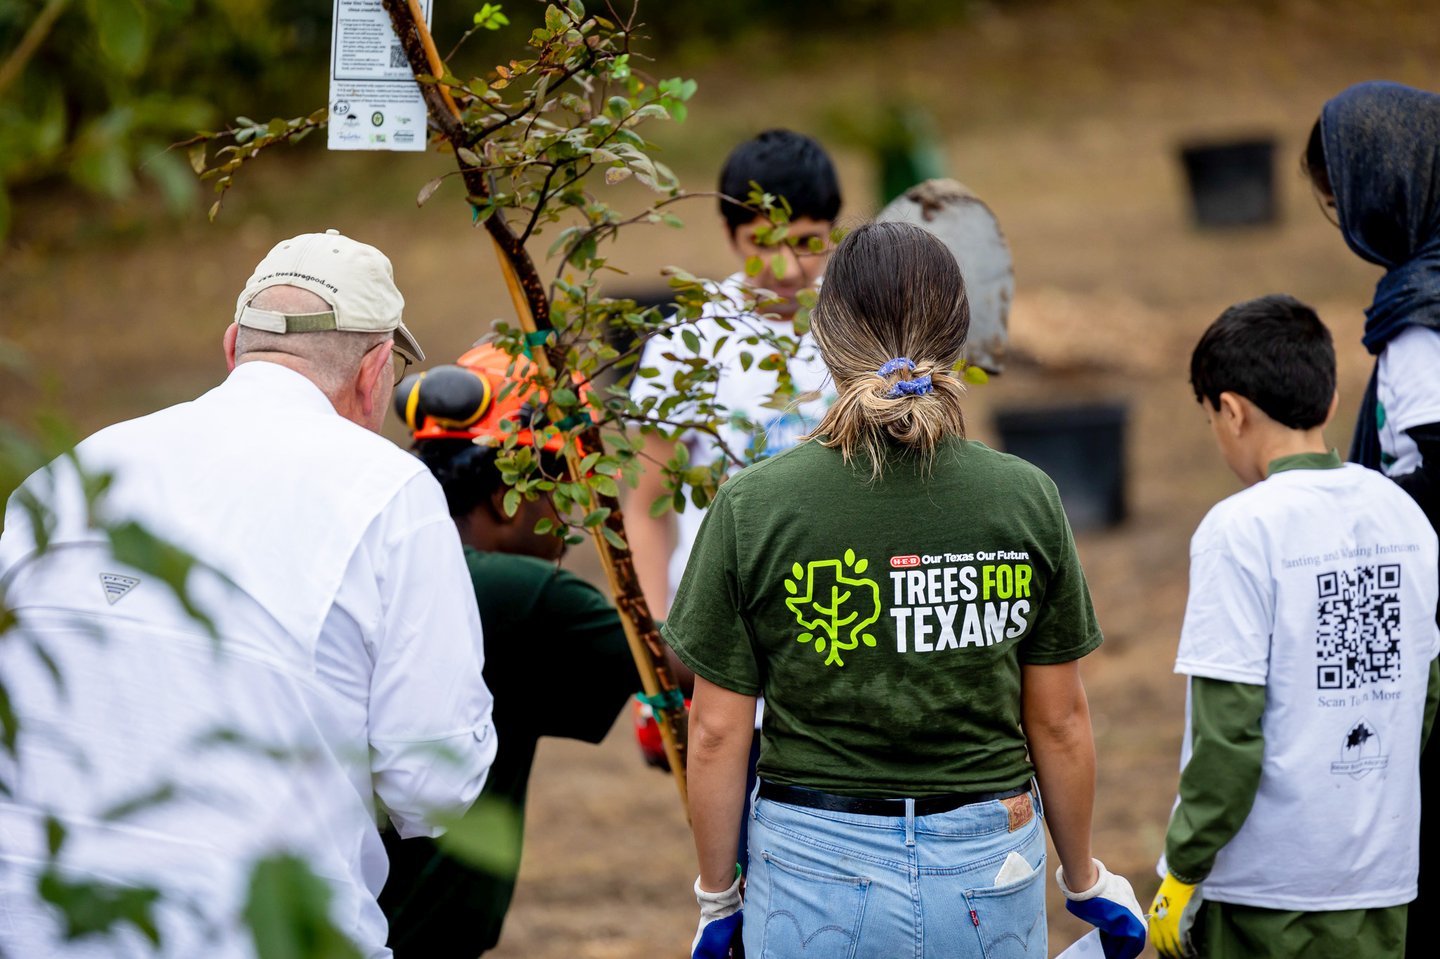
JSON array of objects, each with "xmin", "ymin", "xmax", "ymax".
[{"xmin": 0, "ymin": 230, "xmax": 495, "ymax": 958}]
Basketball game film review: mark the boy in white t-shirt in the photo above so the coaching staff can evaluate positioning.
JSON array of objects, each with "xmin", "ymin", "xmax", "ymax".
[
  {"xmin": 629, "ymin": 129, "xmax": 842, "ymax": 615},
  {"xmin": 1148, "ymin": 294, "xmax": 1440, "ymax": 958}
]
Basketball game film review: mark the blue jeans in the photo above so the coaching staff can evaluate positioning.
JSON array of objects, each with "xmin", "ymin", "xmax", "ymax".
[{"xmin": 743, "ymin": 786, "xmax": 1047, "ymax": 959}]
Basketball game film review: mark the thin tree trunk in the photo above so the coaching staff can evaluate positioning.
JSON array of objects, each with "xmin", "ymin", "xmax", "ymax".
[{"xmin": 382, "ymin": 0, "xmax": 690, "ymax": 815}]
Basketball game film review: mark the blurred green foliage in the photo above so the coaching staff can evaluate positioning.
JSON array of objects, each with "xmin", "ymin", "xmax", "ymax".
[
  {"xmin": 0, "ymin": 0, "xmax": 328, "ymax": 238},
  {"xmin": 244, "ymin": 855, "xmax": 363, "ymax": 959}
]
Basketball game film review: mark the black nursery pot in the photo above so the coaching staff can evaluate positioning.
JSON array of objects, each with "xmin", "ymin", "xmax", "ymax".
[{"xmin": 993, "ymin": 402, "xmax": 1129, "ymax": 532}]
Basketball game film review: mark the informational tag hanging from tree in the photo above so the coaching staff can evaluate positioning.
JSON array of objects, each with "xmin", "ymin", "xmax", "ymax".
[{"xmin": 328, "ymin": 0, "xmax": 433, "ymax": 151}]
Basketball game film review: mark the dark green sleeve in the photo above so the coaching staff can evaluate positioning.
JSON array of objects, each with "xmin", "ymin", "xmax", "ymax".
[
  {"xmin": 1164, "ymin": 676, "xmax": 1267, "ymax": 883},
  {"xmin": 1020, "ymin": 477, "xmax": 1104, "ymax": 665},
  {"xmin": 1425, "ymin": 656, "xmax": 1439, "ymax": 752},
  {"xmin": 661, "ymin": 487, "xmax": 761, "ymax": 695},
  {"xmin": 532, "ymin": 568, "xmax": 639, "ymax": 742}
]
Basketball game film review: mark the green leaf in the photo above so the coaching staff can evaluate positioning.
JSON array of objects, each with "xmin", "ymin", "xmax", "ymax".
[
  {"xmin": 680, "ymin": 329, "xmax": 701, "ymax": 355},
  {"xmin": 963, "ymin": 365, "xmax": 990, "ymax": 385},
  {"xmin": 46, "ymin": 816, "xmax": 66, "ymax": 856},
  {"xmin": 502, "ymin": 488, "xmax": 521, "ymax": 517},
  {"xmin": 70, "ymin": 113, "xmax": 137, "ymax": 199},
  {"xmin": 87, "ymin": 0, "xmax": 149, "ymax": 75},
  {"xmin": 243, "ymin": 854, "xmax": 362, "ymax": 959},
  {"xmin": 40, "ymin": 871, "xmax": 162, "ymax": 945},
  {"xmin": 601, "ymin": 525, "xmax": 628, "ymax": 551},
  {"xmin": 593, "ymin": 475, "xmax": 619, "ymax": 497},
  {"xmin": 582, "ymin": 507, "xmax": 611, "ymax": 527},
  {"xmin": 0, "ymin": 680, "xmax": 15, "ymax": 755},
  {"xmin": 744, "ymin": 256, "xmax": 763, "ymax": 277},
  {"xmin": 101, "ymin": 783, "xmax": 177, "ymax": 822},
  {"xmin": 648, "ymin": 495, "xmax": 671, "ymax": 519},
  {"xmin": 435, "ymin": 795, "xmax": 523, "ymax": 875},
  {"xmin": 105, "ymin": 521, "xmax": 216, "ymax": 638},
  {"xmin": 474, "ymin": 3, "xmax": 510, "ymax": 29}
]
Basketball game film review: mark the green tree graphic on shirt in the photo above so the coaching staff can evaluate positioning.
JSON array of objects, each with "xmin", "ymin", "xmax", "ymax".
[{"xmin": 784, "ymin": 549, "xmax": 881, "ymax": 668}]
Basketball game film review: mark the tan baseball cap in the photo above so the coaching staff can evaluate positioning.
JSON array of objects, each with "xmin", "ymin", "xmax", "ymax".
[{"xmin": 234, "ymin": 229, "xmax": 424, "ymax": 362}]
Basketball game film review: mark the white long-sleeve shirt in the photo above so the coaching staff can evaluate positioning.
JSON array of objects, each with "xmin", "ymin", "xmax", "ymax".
[{"xmin": 0, "ymin": 362, "xmax": 495, "ymax": 958}]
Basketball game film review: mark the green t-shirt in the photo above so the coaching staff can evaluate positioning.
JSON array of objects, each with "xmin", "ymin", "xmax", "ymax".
[{"xmin": 663, "ymin": 437, "xmax": 1102, "ymax": 797}]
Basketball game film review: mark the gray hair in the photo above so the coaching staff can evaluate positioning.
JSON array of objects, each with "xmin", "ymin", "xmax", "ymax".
[{"xmin": 235, "ymin": 286, "xmax": 391, "ymax": 398}]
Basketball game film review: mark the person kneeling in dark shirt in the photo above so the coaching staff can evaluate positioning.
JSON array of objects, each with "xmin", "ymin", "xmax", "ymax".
[{"xmin": 380, "ymin": 343, "xmax": 640, "ymax": 957}]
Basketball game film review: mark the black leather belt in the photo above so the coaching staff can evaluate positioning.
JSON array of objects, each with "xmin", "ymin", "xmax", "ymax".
[{"xmin": 757, "ymin": 780, "xmax": 1030, "ymax": 817}]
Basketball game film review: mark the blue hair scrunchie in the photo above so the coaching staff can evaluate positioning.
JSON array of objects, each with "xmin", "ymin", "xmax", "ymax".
[
  {"xmin": 889, "ymin": 376, "xmax": 933, "ymax": 397},
  {"xmin": 876, "ymin": 356, "xmax": 934, "ymax": 398}
]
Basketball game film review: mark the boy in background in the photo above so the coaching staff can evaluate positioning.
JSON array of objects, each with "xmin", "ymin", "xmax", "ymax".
[
  {"xmin": 1148, "ymin": 295, "xmax": 1440, "ymax": 958},
  {"xmin": 629, "ymin": 128, "xmax": 842, "ymax": 614}
]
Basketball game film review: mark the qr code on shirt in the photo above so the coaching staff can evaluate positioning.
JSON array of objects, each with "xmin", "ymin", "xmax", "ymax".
[
  {"xmin": 389, "ymin": 43, "xmax": 407, "ymax": 69},
  {"xmin": 1315, "ymin": 564, "xmax": 1402, "ymax": 689}
]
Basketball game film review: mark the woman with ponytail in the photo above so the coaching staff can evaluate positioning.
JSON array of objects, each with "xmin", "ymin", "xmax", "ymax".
[{"xmin": 668, "ymin": 221, "xmax": 1145, "ymax": 959}]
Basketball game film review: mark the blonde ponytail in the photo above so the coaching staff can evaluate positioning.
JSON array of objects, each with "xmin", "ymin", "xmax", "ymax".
[{"xmin": 808, "ymin": 221, "xmax": 970, "ymax": 477}]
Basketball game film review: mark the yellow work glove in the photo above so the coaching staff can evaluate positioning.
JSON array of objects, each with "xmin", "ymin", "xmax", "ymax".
[{"xmin": 1147, "ymin": 872, "xmax": 1202, "ymax": 959}]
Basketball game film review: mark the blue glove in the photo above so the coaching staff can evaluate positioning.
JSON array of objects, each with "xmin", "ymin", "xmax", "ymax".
[
  {"xmin": 692, "ymin": 869, "xmax": 743, "ymax": 959},
  {"xmin": 1055, "ymin": 858, "xmax": 1147, "ymax": 959}
]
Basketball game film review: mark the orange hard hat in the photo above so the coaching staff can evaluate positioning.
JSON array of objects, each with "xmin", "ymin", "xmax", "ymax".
[{"xmin": 394, "ymin": 343, "xmax": 587, "ymax": 453}]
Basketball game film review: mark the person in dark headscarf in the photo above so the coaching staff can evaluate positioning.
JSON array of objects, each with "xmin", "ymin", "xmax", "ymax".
[{"xmin": 1305, "ymin": 79, "xmax": 1440, "ymax": 957}]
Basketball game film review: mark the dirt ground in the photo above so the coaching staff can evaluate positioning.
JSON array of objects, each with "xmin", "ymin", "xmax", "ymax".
[{"xmin": 3, "ymin": 1, "xmax": 1438, "ymax": 956}]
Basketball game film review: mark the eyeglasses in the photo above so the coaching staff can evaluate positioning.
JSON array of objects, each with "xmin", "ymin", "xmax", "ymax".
[{"xmin": 391, "ymin": 348, "xmax": 412, "ymax": 387}]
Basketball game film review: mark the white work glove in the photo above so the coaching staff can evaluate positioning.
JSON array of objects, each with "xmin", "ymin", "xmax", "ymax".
[
  {"xmin": 691, "ymin": 868, "xmax": 743, "ymax": 959},
  {"xmin": 1056, "ymin": 858, "xmax": 1147, "ymax": 959}
]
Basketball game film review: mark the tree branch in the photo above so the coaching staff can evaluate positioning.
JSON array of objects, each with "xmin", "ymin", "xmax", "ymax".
[{"xmin": 0, "ymin": 0, "xmax": 70, "ymax": 99}]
